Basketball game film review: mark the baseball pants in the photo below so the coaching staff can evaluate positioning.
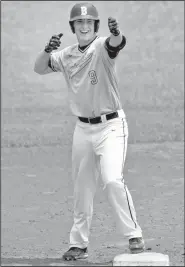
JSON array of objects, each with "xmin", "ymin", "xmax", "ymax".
[{"xmin": 69, "ymin": 110, "xmax": 143, "ymax": 249}]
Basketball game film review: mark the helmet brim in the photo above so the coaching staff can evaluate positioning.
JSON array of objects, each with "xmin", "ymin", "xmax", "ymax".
[{"xmin": 69, "ymin": 15, "xmax": 99, "ymax": 21}]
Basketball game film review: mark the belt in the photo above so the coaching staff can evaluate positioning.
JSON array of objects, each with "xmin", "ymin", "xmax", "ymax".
[{"xmin": 78, "ymin": 111, "xmax": 119, "ymax": 124}]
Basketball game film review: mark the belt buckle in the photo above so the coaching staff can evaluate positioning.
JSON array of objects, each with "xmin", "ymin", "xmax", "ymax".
[
  {"xmin": 117, "ymin": 109, "xmax": 125, "ymax": 118},
  {"xmin": 101, "ymin": 114, "xmax": 107, "ymax": 123}
]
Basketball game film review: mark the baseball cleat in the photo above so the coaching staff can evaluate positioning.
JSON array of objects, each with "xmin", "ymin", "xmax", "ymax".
[
  {"xmin": 62, "ymin": 247, "xmax": 88, "ymax": 261},
  {"xmin": 129, "ymin": 237, "xmax": 145, "ymax": 254}
]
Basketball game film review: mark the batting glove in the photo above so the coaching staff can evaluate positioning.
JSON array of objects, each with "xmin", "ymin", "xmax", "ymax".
[
  {"xmin": 44, "ymin": 33, "xmax": 63, "ymax": 53},
  {"xmin": 108, "ymin": 17, "xmax": 120, "ymax": 36}
]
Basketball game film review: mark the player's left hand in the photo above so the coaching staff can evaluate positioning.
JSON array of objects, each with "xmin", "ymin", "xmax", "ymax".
[{"xmin": 108, "ymin": 17, "xmax": 120, "ymax": 36}]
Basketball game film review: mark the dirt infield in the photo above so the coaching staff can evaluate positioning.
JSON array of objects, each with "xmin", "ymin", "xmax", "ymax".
[{"xmin": 1, "ymin": 142, "xmax": 184, "ymax": 266}]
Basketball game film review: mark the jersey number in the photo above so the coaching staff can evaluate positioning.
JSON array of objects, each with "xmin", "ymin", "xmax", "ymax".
[{"xmin": 88, "ymin": 70, "xmax": 98, "ymax": 85}]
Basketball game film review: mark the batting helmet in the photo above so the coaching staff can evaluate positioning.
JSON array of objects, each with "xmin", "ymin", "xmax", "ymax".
[{"xmin": 69, "ymin": 2, "xmax": 100, "ymax": 33}]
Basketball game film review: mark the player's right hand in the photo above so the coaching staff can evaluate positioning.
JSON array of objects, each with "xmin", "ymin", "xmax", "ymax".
[{"xmin": 44, "ymin": 33, "xmax": 63, "ymax": 53}]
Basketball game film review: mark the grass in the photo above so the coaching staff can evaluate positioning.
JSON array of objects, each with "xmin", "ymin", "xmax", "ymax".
[{"xmin": 1, "ymin": 1, "xmax": 184, "ymax": 146}]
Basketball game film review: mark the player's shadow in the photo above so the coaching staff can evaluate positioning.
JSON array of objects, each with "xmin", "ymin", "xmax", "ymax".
[{"xmin": 1, "ymin": 257, "xmax": 113, "ymax": 266}]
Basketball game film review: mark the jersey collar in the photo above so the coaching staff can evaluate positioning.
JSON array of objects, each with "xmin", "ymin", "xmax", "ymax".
[{"xmin": 78, "ymin": 36, "xmax": 99, "ymax": 53}]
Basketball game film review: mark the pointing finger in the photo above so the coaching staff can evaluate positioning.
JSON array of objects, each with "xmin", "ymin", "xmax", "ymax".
[
  {"xmin": 108, "ymin": 17, "xmax": 116, "ymax": 22},
  {"xmin": 58, "ymin": 33, "xmax": 63, "ymax": 38}
]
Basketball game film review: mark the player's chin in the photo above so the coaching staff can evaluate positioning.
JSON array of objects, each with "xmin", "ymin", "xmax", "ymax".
[
  {"xmin": 80, "ymin": 33, "xmax": 90, "ymax": 39},
  {"xmin": 82, "ymin": 34, "xmax": 94, "ymax": 43}
]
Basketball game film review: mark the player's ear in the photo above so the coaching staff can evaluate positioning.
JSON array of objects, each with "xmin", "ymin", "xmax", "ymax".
[
  {"xmin": 94, "ymin": 20, "xmax": 100, "ymax": 33},
  {"xmin": 69, "ymin": 21, "xmax": 75, "ymax": 34}
]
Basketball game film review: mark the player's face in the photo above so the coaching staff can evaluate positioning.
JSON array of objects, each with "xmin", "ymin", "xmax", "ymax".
[{"xmin": 74, "ymin": 19, "xmax": 96, "ymax": 46}]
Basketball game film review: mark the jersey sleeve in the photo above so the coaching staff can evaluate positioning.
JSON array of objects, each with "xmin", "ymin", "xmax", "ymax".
[
  {"xmin": 104, "ymin": 35, "xmax": 126, "ymax": 59},
  {"xmin": 49, "ymin": 50, "xmax": 64, "ymax": 72}
]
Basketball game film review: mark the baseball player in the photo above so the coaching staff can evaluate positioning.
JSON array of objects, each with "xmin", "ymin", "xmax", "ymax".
[{"xmin": 34, "ymin": 2, "xmax": 145, "ymax": 261}]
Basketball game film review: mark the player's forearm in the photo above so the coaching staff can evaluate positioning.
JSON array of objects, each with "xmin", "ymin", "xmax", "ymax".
[
  {"xmin": 34, "ymin": 33, "xmax": 63, "ymax": 75},
  {"xmin": 109, "ymin": 32, "xmax": 123, "ymax": 47},
  {"xmin": 34, "ymin": 51, "xmax": 50, "ymax": 74}
]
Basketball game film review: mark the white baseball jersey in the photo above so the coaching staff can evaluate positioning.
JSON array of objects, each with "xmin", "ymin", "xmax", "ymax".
[{"xmin": 50, "ymin": 36, "xmax": 123, "ymax": 117}]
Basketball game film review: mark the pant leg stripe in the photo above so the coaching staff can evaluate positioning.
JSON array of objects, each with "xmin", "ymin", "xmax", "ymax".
[
  {"xmin": 124, "ymin": 184, "xmax": 137, "ymax": 228},
  {"xmin": 121, "ymin": 118, "xmax": 137, "ymax": 229},
  {"xmin": 121, "ymin": 118, "xmax": 127, "ymax": 179}
]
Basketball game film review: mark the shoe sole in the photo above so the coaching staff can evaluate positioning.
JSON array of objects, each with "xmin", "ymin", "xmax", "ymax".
[
  {"xmin": 129, "ymin": 245, "xmax": 145, "ymax": 254},
  {"xmin": 130, "ymin": 248, "xmax": 144, "ymax": 254},
  {"xmin": 63, "ymin": 253, "xmax": 88, "ymax": 261}
]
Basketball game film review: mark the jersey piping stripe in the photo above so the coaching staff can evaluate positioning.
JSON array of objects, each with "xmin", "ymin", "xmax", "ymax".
[
  {"xmin": 121, "ymin": 118, "xmax": 137, "ymax": 229},
  {"xmin": 78, "ymin": 36, "xmax": 99, "ymax": 53},
  {"xmin": 49, "ymin": 57, "xmax": 57, "ymax": 72}
]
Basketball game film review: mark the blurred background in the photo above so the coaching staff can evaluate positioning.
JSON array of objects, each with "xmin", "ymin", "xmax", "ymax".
[
  {"xmin": 1, "ymin": 3, "xmax": 184, "ymax": 265},
  {"xmin": 1, "ymin": 1, "xmax": 184, "ymax": 146}
]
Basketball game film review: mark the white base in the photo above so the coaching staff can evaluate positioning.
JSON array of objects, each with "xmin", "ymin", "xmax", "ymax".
[{"xmin": 113, "ymin": 252, "xmax": 170, "ymax": 266}]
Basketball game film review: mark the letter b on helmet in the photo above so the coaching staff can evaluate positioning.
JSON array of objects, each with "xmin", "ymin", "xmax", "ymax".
[
  {"xmin": 81, "ymin": 6, "xmax": 87, "ymax": 16},
  {"xmin": 69, "ymin": 2, "xmax": 100, "ymax": 33}
]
